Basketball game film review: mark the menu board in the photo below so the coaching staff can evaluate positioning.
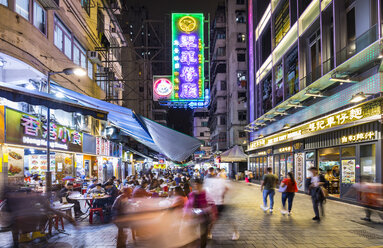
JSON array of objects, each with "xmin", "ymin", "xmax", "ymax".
[
  {"xmin": 8, "ymin": 147, "xmax": 24, "ymax": 177},
  {"xmin": 342, "ymin": 159, "xmax": 356, "ymax": 184},
  {"xmin": 295, "ymin": 153, "xmax": 304, "ymax": 191}
]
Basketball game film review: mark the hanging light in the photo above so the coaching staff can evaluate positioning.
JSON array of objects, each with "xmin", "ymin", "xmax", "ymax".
[{"xmin": 349, "ymin": 92, "xmax": 368, "ymax": 103}]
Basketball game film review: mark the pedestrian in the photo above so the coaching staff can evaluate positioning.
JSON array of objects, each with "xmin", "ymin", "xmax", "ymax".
[
  {"xmin": 280, "ymin": 172, "xmax": 298, "ymax": 215},
  {"xmin": 306, "ymin": 167, "xmax": 326, "ymax": 221},
  {"xmin": 260, "ymin": 167, "xmax": 278, "ymax": 213},
  {"xmin": 58, "ymin": 182, "xmax": 84, "ymax": 218}
]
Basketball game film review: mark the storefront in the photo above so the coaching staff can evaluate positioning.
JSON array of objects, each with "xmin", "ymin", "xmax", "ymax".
[
  {"xmin": 2, "ymin": 106, "xmax": 83, "ymax": 185},
  {"xmin": 247, "ymin": 98, "xmax": 382, "ymax": 202}
]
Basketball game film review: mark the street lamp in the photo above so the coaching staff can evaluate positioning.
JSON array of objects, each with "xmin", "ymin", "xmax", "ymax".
[
  {"xmin": 45, "ymin": 67, "xmax": 86, "ymax": 194},
  {"xmin": 349, "ymin": 92, "xmax": 375, "ymax": 103}
]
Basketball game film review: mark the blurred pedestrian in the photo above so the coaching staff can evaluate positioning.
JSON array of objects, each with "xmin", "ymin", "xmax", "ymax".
[
  {"xmin": 260, "ymin": 167, "xmax": 278, "ymax": 213},
  {"xmin": 112, "ymin": 187, "xmax": 133, "ymax": 248},
  {"xmin": 306, "ymin": 167, "xmax": 326, "ymax": 221},
  {"xmin": 280, "ymin": 172, "xmax": 298, "ymax": 215}
]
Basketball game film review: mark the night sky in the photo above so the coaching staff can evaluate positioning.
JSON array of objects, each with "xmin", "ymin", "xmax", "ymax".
[{"xmin": 126, "ymin": 0, "xmax": 219, "ymax": 136}]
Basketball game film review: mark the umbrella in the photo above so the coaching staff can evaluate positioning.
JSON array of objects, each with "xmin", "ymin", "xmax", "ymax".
[
  {"xmin": 62, "ymin": 176, "xmax": 75, "ymax": 181},
  {"xmin": 220, "ymin": 145, "xmax": 247, "ymax": 162}
]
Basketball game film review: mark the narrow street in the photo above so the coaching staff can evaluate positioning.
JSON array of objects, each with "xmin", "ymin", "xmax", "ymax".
[{"xmin": 1, "ymin": 182, "xmax": 382, "ymax": 248}]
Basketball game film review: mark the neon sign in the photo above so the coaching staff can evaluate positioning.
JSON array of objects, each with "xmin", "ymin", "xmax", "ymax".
[
  {"xmin": 154, "ymin": 78, "xmax": 173, "ymax": 97},
  {"xmin": 172, "ymin": 13, "xmax": 204, "ymax": 101}
]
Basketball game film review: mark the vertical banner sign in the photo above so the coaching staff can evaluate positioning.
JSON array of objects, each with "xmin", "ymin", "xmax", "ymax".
[{"xmin": 172, "ymin": 13, "xmax": 204, "ymax": 101}]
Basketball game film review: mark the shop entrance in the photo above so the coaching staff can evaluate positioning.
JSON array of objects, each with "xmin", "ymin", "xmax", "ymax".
[{"xmin": 274, "ymin": 153, "xmax": 294, "ymax": 181}]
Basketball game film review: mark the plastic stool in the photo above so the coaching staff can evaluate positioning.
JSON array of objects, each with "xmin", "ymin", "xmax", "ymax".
[{"xmin": 89, "ymin": 208, "xmax": 103, "ymax": 224}]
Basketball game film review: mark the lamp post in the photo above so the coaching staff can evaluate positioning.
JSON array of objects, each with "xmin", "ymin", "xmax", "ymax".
[{"xmin": 45, "ymin": 68, "xmax": 86, "ymax": 195}]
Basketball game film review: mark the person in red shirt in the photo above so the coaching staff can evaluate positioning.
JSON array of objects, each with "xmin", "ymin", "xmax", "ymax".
[{"xmin": 280, "ymin": 172, "xmax": 298, "ymax": 216}]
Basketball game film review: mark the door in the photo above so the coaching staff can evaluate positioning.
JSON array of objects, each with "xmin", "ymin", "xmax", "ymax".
[
  {"xmin": 340, "ymin": 146, "xmax": 356, "ymax": 199},
  {"xmin": 274, "ymin": 155, "xmax": 280, "ymax": 180},
  {"xmin": 358, "ymin": 143, "xmax": 376, "ymax": 182}
]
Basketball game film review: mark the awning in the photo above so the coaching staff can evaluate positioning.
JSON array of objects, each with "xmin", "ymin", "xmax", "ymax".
[
  {"xmin": 220, "ymin": 145, "xmax": 247, "ymax": 162},
  {"xmin": 0, "ymin": 82, "xmax": 108, "ymax": 120},
  {"xmin": 51, "ymin": 84, "xmax": 201, "ymax": 162}
]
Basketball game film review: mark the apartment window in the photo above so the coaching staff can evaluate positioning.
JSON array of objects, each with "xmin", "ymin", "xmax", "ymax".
[
  {"xmin": 200, "ymin": 132, "xmax": 205, "ymax": 137},
  {"xmin": 237, "ymin": 0, "xmax": 244, "ymax": 4},
  {"xmin": 54, "ymin": 17, "xmax": 72, "ymax": 59},
  {"xmin": 220, "ymin": 80, "xmax": 226, "ymax": 90},
  {"xmin": 237, "ymin": 33, "xmax": 246, "ymax": 43},
  {"xmin": 237, "ymin": 71, "xmax": 247, "ymax": 87},
  {"xmin": 235, "ymin": 10, "xmax": 246, "ymax": 23},
  {"xmin": 202, "ymin": 121, "xmax": 208, "ymax": 127},
  {"xmin": 238, "ymin": 110, "xmax": 247, "ymax": 121},
  {"xmin": 33, "ymin": 1, "xmax": 46, "ymax": 34},
  {"xmin": 238, "ymin": 131, "xmax": 246, "ymax": 138},
  {"xmin": 139, "ymin": 86, "xmax": 144, "ymax": 92},
  {"xmin": 217, "ymin": 47, "xmax": 226, "ymax": 56},
  {"xmin": 16, "ymin": 0, "xmax": 29, "ymax": 19},
  {"xmin": 0, "ymin": 0, "xmax": 8, "ymax": 6},
  {"xmin": 73, "ymin": 39, "xmax": 87, "ymax": 68},
  {"xmin": 237, "ymin": 53, "xmax": 246, "ymax": 62},
  {"xmin": 220, "ymin": 116, "xmax": 226, "ymax": 125},
  {"xmin": 219, "ymin": 132, "xmax": 227, "ymax": 142},
  {"xmin": 217, "ymin": 31, "xmax": 226, "ymax": 39},
  {"xmin": 88, "ymin": 60, "xmax": 93, "ymax": 79},
  {"xmin": 81, "ymin": 0, "xmax": 90, "ymax": 15},
  {"xmin": 238, "ymin": 91, "xmax": 246, "ymax": 99}
]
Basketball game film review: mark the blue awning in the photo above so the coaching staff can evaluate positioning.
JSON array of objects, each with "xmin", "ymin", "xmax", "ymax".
[{"xmin": 51, "ymin": 84, "xmax": 201, "ymax": 161}]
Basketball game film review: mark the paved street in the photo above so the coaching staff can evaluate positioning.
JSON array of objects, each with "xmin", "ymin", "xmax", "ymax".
[{"xmin": 1, "ymin": 182, "xmax": 383, "ymax": 248}]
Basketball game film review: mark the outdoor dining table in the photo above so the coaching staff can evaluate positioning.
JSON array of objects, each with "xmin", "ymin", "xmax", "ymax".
[{"xmin": 68, "ymin": 194, "xmax": 111, "ymax": 221}]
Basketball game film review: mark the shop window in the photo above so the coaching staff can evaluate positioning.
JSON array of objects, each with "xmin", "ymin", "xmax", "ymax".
[
  {"xmin": 319, "ymin": 147, "xmax": 340, "ymax": 196},
  {"xmin": 16, "ymin": 0, "xmax": 29, "ymax": 20},
  {"xmin": 360, "ymin": 144, "xmax": 376, "ymax": 182},
  {"xmin": 274, "ymin": 155, "xmax": 280, "ymax": 179},
  {"xmin": 341, "ymin": 146, "xmax": 356, "ymax": 157},
  {"xmin": 0, "ymin": 0, "xmax": 7, "ymax": 6},
  {"xmin": 236, "ymin": 10, "xmax": 246, "ymax": 23},
  {"xmin": 33, "ymin": 1, "xmax": 46, "ymax": 34},
  {"xmin": 201, "ymin": 121, "xmax": 208, "ymax": 127},
  {"xmin": 54, "ymin": 17, "xmax": 72, "ymax": 59},
  {"xmin": 306, "ymin": 151, "xmax": 315, "ymax": 160},
  {"xmin": 280, "ymin": 154, "xmax": 286, "ymax": 179},
  {"xmin": 238, "ymin": 91, "xmax": 246, "ymax": 99}
]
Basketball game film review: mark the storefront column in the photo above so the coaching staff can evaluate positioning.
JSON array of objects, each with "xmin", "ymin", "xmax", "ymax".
[{"xmin": 0, "ymin": 147, "xmax": 7, "ymax": 198}]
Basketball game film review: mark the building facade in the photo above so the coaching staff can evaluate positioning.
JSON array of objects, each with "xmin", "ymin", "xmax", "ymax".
[
  {"xmin": 247, "ymin": 0, "xmax": 383, "ymax": 202},
  {"xmin": 193, "ymin": 109, "xmax": 212, "ymax": 162},
  {"xmin": 209, "ymin": 0, "xmax": 248, "ymax": 153}
]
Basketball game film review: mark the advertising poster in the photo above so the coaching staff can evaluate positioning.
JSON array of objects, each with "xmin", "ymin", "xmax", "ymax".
[
  {"xmin": 294, "ymin": 153, "xmax": 304, "ymax": 191},
  {"xmin": 8, "ymin": 147, "xmax": 24, "ymax": 177},
  {"xmin": 342, "ymin": 159, "xmax": 356, "ymax": 184}
]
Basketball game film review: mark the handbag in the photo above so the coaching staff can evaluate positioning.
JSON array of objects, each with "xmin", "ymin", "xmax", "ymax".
[{"xmin": 278, "ymin": 185, "xmax": 287, "ymax": 193}]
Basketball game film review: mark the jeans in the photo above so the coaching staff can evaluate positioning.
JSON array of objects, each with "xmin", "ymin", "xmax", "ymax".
[
  {"xmin": 281, "ymin": 192, "xmax": 295, "ymax": 212},
  {"xmin": 262, "ymin": 189, "xmax": 275, "ymax": 209}
]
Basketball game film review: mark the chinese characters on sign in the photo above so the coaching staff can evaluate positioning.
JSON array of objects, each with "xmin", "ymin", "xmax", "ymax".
[
  {"xmin": 172, "ymin": 13, "xmax": 204, "ymax": 101},
  {"xmin": 341, "ymin": 131, "xmax": 375, "ymax": 144},
  {"xmin": 248, "ymin": 100, "xmax": 381, "ymax": 151},
  {"xmin": 308, "ymin": 107, "xmax": 363, "ymax": 132},
  {"xmin": 6, "ymin": 108, "xmax": 83, "ymax": 152}
]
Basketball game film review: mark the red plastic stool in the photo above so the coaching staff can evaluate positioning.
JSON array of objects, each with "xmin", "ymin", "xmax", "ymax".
[
  {"xmin": 49, "ymin": 215, "xmax": 64, "ymax": 233},
  {"xmin": 89, "ymin": 208, "xmax": 103, "ymax": 224}
]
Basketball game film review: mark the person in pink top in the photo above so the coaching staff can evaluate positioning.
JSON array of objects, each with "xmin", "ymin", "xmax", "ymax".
[{"xmin": 280, "ymin": 172, "xmax": 298, "ymax": 216}]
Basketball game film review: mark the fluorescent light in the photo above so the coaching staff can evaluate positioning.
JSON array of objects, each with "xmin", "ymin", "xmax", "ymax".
[
  {"xmin": 286, "ymin": 102, "xmax": 303, "ymax": 108},
  {"xmin": 305, "ymin": 92, "xmax": 324, "ymax": 97},
  {"xmin": 255, "ymin": 122, "xmax": 266, "ymax": 126},
  {"xmin": 349, "ymin": 92, "xmax": 367, "ymax": 103},
  {"xmin": 263, "ymin": 117, "xmax": 276, "ymax": 122},
  {"xmin": 73, "ymin": 68, "xmax": 87, "ymax": 76},
  {"xmin": 26, "ymin": 84, "xmax": 36, "ymax": 90},
  {"xmin": 282, "ymin": 124, "xmax": 290, "ymax": 129},
  {"xmin": 329, "ymin": 77, "xmax": 353, "ymax": 83},
  {"xmin": 56, "ymin": 92, "xmax": 65, "ymax": 98}
]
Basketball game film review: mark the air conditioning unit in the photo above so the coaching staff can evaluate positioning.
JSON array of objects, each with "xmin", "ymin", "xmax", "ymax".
[{"xmin": 87, "ymin": 51, "xmax": 102, "ymax": 65}]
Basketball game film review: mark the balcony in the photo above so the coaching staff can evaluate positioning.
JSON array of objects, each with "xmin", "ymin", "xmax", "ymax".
[{"xmin": 336, "ymin": 24, "xmax": 378, "ymax": 66}]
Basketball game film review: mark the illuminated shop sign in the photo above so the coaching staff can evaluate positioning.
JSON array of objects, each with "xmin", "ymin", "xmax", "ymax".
[
  {"xmin": 278, "ymin": 146, "xmax": 292, "ymax": 153},
  {"xmin": 172, "ymin": 13, "xmax": 204, "ymax": 101},
  {"xmin": 153, "ymin": 76, "xmax": 173, "ymax": 101},
  {"xmin": 5, "ymin": 108, "xmax": 83, "ymax": 152},
  {"xmin": 96, "ymin": 137, "xmax": 110, "ymax": 156},
  {"xmin": 341, "ymin": 131, "xmax": 375, "ymax": 144},
  {"xmin": 248, "ymin": 99, "xmax": 382, "ymax": 151}
]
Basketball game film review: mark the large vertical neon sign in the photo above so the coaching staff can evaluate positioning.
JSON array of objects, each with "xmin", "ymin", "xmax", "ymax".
[{"xmin": 172, "ymin": 13, "xmax": 204, "ymax": 101}]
